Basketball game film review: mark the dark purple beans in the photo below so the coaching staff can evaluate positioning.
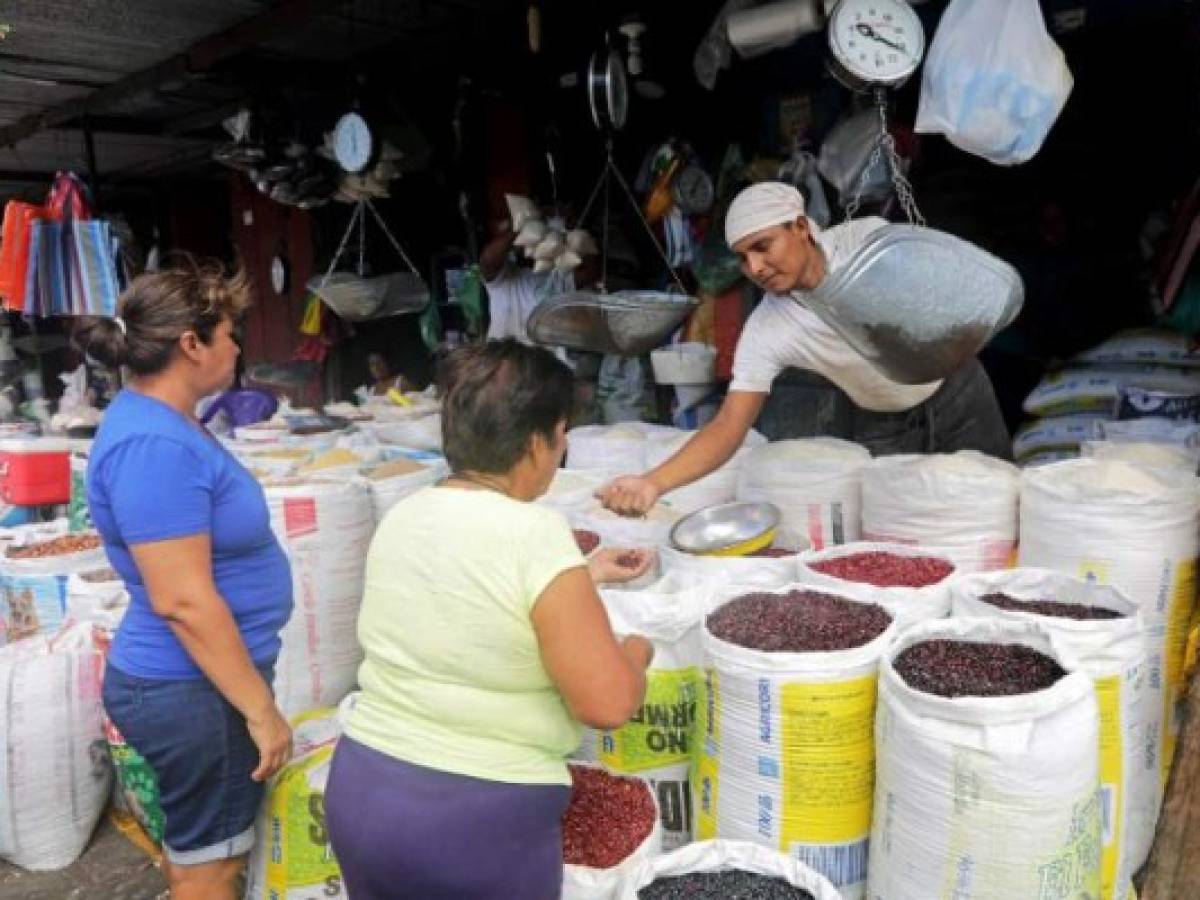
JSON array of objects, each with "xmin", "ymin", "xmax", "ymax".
[
  {"xmin": 979, "ymin": 592, "xmax": 1125, "ymax": 621},
  {"xmin": 707, "ymin": 590, "xmax": 891, "ymax": 653},
  {"xmin": 639, "ymin": 870, "xmax": 815, "ymax": 899},
  {"xmin": 894, "ymin": 639, "xmax": 1066, "ymax": 698}
]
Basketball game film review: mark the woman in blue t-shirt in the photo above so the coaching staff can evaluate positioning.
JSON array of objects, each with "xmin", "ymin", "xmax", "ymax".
[{"xmin": 77, "ymin": 263, "xmax": 293, "ymax": 900}]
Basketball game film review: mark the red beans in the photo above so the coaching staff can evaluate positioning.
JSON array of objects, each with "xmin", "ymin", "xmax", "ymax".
[
  {"xmin": 563, "ymin": 766, "xmax": 657, "ymax": 869},
  {"xmin": 894, "ymin": 639, "xmax": 1066, "ymax": 698},
  {"xmin": 573, "ymin": 529, "xmax": 601, "ymax": 555},
  {"xmin": 707, "ymin": 590, "xmax": 891, "ymax": 653},
  {"xmin": 979, "ymin": 592, "xmax": 1125, "ymax": 621},
  {"xmin": 615, "ymin": 551, "xmax": 642, "ymax": 569},
  {"xmin": 809, "ymin": 551, "xmax": 954, "ymax": 588},
  {"xmin": 6, "ymin": 533, "xmax": 102, "ymax": 559}
]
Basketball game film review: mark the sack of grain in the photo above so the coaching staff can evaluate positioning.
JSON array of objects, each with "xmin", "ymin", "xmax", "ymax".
[
  {"xmin": 796, "ymin": 542, "xmax": 955, "ymax": 628},
  {"xmin": 0, "ymin": 523, "xmax": 108, "ymax": 641},
  {"xmin": 619, "ymin": 839, "xmax": 844, "ymax": 900},
  {"xmin": 869, "ymin": 618, "xmax": 1101, "ymax": 900},
  {"xmin": 736, "ymin": 439, "xmax": 871, "ymax": 551},
  {"xmin": 694, "ymin": 583, "xmax": 897, "ymax": 898},
  {"xmin": 1019, "ymin": 459, "xmax": 1200, "ymax": 781},
  {"xmin": 859, "ymin": 451, "xmax": 1018, "ymax": 572},
  {"xmin": 950, "ymin": 569, "xmax": 1156, "ymax": 895},
  {"xmin": 0, "ymin": 623, "xmax": 110, "ymax": 871},
  {"xmin": 265, "ymin": 479, "xmax": 375, "ymax": 716}
]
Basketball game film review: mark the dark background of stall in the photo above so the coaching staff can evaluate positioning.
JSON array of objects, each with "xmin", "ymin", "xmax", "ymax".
[{"xmin": 3, "ymin": 0, "xmax": 1196, "ymax": 427}]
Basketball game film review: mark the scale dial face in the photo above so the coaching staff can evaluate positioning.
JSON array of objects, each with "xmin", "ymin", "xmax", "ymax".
[
  {"xmin": 829, "ymin": 0, "xmax": 925, "ymax": 88},
  {"xmin": 333, "ymin": 111, "xmax": 373, "ymax": 173}
]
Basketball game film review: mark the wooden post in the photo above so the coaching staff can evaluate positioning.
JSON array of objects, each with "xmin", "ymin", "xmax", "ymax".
[{"xmin": 1139, "ymin": 674, "xmax": 1200, "ymax": 899}]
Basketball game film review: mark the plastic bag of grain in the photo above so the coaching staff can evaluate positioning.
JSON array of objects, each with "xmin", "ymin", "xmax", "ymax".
[
  {"xmin": 366, "ymin": 456, "xmax": 449, "ymax": 524},
  {"xmin": 859, "ymin": 451, "xmax": 1019, "ymax": 572},
  {"xmin": 577, "ymin": 574, "xmax": 710, "ymax": 850},
  {"xmin": 563, "ymin": 763, "xmax": 664, "ymax": 900},
  {"xmin": 265, "ymin": 479, "xmax": 375, "ymax": 717},
  {"xmin": 869, "ymin": 618, "xmax": 1101, "ymax": 900},
  {"xmin": 1023, "ymin": 367, "xmax": 1200, "ymax": 418},
  {"xmin": 65, "ymin": 568, "xmax": 128, "ymax": 635},
  {"xmin": 1013, "ymin": 412, "xmax": 1110, "ymax": 461},
  {"xmin": 736, "ymin": 438, "xmax": 870, "ymax": 551},
  {"xmin": 694, "ymin": 584, "xmax": 898, "ymax": 898},
  {"xmin": 642, "ymin": 430, "xmax": 767, "ymax": 516},
  {"xmin": 949, "ymin": 569, "xmax": 1155, "ymax": 897},
  {"xmin": 1073, "ymin": 328, "xmax": 1200, "ymax": 369},
  {"xmin": 796, "ymin": 542, "xmax": 956, "ymax": 628},
  {"xmin": 0, "ymin": 622, "xmax": 110, "ymax": 871},
  {"xmin": 244, "ymin": 706, "xmax": 347, "ymax": 900},
  {"xmin": 657, "ymin": 543, "xmax": 805, "ymax": 591},
  {"xmin": 0, "ymin": 525, "xmax": 108, "ymax": 641},
  {"xmin": 1019, "ymin": 459, "xmax": 1200, "ymax": 781},
  {"xmin": 619, "ymin": 839, "xmax": 844, "ymax": 900}
]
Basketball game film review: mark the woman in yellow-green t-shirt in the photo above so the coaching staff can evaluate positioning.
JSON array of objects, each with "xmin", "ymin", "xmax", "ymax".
[{"xmin": 325, "ymin": 339, "xmax": 655, "ymax": 900}]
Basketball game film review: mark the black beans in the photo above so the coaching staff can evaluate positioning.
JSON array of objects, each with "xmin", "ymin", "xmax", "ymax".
[
  {"xmin": 894, "ymin": 639, "xmax": 1066, "ymax": 698},
  {"xmin": 979, "ymin": 592, "xmax": 1125, "ymax": 621},
  {"xmin": 707, "ymin": 590, "xmax": 891, "ymax": 652},
  {"xmin": 639, "ymin": 870, "xmax": 816, "ymax": 899}
]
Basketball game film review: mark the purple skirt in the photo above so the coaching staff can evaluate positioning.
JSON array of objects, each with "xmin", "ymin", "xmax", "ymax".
[{"xmin": 326, "ymin": 736, "xmax": 571, "ymax": 900}]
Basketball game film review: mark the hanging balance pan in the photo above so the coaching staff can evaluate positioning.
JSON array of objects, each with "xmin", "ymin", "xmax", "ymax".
[{"xmin": 587, "ymin": 47, "xmax": 629, "ymax": 132}]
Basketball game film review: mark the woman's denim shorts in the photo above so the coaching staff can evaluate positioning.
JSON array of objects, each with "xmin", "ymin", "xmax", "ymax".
[{"xmin": 102, "ymin": 663, "xmax": 273, "ymax": 865}]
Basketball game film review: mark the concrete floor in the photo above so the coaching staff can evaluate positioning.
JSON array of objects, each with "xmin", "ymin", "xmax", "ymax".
[{"xmin": 0, "ymin": 818, "xmax": 167, "ymax": 900}]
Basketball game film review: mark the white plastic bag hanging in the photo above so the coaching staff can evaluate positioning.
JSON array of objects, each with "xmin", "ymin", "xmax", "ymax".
[{"xmin": 915, "ymin": 0, "xmax": 1073, "ymax": 165}]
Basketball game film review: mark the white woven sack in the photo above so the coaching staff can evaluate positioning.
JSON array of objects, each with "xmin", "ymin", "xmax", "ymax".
[
  {"xmin": 265, "ymin": 479, "xmax": 375, "ymax": 717},
  {"xmin": 736, "ymin": 438, "xmax": 870, "ymax": 551},
  {"xmin": 566, "ymin": 423, "xmax": 676, "ymax": 480},
  {"xmin": 695, "ymin": 582, "xmax": 898, "ymax": 898},
  {"xmin": 859, "ymin": 451, "xmax": 1018, "ymax": 573},
  {"xmin": 1018, "ymin": 459, "xmax": 1200, "ymax": 781},
  {"xmin": 642, "ymin": 430, "xmax": 767, "ymax": 516},
  {"xmin": 562, "ymin": 763, "xmax": 664, "ymax": 900},
  {"xmin": 580, "ymin": 573, "xmax": 711, "ymax": 850},
  {"xmin": 657, "ymin": 544, "xmax": 802, "ymax": 591},
  {"xmin": 869, "ymin": 618, "xmax": 1101, "ymax": 900},
  {"xmin": 618, "ymin": 839, "xmax": 844, "ymax": 899},
  {"xmin": 367, "ymin": 460, "xmax": 449, "ymax": 525},
  {"xmin": 949, "ymin": 569, "xmax": 1157, "ymax": 893},
  {"xmin": 796, "ymin": 541, "xmax": 955, "ymax": 629},
  {"xmin": 65, "ymin": 571, "xmax": 129, "ymax": 635},
  {"xmin": 0, "ymin": 623, "xmax": 110, "ymax": 871}
]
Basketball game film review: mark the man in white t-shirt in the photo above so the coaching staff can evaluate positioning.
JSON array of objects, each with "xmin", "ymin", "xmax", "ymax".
[{"xmin": 598, "ymin": 181, "xmax": 1010, "ymax": 516}]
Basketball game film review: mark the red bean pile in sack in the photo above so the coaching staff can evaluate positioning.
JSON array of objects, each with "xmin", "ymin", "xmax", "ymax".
[
  {"xmin": 562, "ymin": 765, "xmax": 656, "ymax": 869},
  {"xmin": 707, "ymin": 590, "xmax": 890, "ymax": 653},
  {"xmin": 573, "ymin": 530, "xmax": 601, "ymax": 555},
  {"xmin": 894, "ymin": 639, "xmax": 1066, "ymax": 698},
  {"xmin": 979, "ymin": 592, "xmax": 1124, "ymax": 621},
  {"xmin": 809, "ymin": 550, "xmax": 953, "ymax": 588}
]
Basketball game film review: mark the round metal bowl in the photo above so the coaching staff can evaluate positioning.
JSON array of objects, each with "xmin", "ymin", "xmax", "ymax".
[{"xmin": 669, "ymin": 501, "xmax": 782, "ymax": 557}]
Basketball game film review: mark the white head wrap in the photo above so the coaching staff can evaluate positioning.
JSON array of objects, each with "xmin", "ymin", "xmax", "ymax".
[{"xmin": 724, "ymin": 182, "xmax": 807, "ymax": 248}]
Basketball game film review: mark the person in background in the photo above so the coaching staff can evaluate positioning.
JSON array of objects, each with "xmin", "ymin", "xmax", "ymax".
[
  {"xmin": 325, "ymin": 339, "xmax": 654, "ymax": 900},
  {"xmin": 600, "ymin": 182, "xmax": 1011, "ymax": 516},
  {"xmin": 76, "ymin": 263, "xmax": 294, "ymax": 900},
  {"xmin": 366, "ymin": 351, "xmax": 412, "ymax": 396}
]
